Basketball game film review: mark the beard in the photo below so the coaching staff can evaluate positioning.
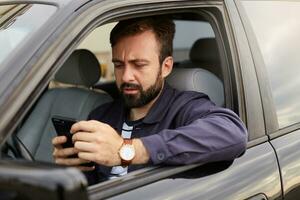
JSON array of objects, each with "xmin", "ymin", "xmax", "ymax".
[{"xmin": 119, "ymin": 70, "xmax": 163, "ymax": 108}]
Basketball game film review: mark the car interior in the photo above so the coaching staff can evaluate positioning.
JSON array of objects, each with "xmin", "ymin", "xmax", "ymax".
[
  {"xmin": 1, "ymin": 13, "xmax": 225, "ymax": 175},
  {"xmin": 15, "ymin": 49, "xmax": 113, "ymax": 162}
]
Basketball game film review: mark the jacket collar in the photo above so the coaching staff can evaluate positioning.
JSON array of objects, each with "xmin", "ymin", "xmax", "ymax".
[{"xmin": 142, "ymin": 82, "xmax": 176, "ymax": 124}]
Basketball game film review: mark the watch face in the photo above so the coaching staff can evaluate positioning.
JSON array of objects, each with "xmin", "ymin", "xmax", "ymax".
[{"xmin": 120, "ymin": 144, "xmax": 135, "ymax": 161}]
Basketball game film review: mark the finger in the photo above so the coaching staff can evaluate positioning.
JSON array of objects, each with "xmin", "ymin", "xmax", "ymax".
[
  {"xmin": 72, "ymin": 132, "xmax": 97, "ymax": 143},
  {"xmin": 78, "ymin": 152, "xmax": 96, "ymax": 163},
  {"xmin": 77, "ymin": 165, "xmax": 95, "ymax": 171},
  {"xmin": 53, "ymin": 147, "xmax": 78, "ymax": 158},
  {"xmin": 74, "ymin": 141, "xmax": 97, "ymax": 152},
  {"xmin": 71, "ymin": 120, "xmax": 105, "ymax": 133},
  {"xmin": 52, "ymin": 136, "xmax": 67, "ymax": 148},
  {"xmin": 55, "ymin": 157, "xmax": 90, "ymax": 166}
]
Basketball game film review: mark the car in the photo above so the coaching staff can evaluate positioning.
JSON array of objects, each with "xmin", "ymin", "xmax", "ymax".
[{"xmin": 0, "ymin": 0, "xmax": 300, "ymax": 199}]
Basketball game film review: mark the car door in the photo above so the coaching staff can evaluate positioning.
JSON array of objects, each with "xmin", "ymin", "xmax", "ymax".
[
  {"xmin": 73, "ymin": 1, "xmax": 281, "ymax": 199},
  {"xmin": 237, "ymin": 1, "xmax": 300, "ymax": 199},
  {"xmin": 0, "ymin": 0, "xmax": 282, "ymax": 200}
]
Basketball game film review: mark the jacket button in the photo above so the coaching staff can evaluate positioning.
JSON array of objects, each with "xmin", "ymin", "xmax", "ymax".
[{"xmin": 157, "ymin": 153, "xmax": 165, "ymax": 161}]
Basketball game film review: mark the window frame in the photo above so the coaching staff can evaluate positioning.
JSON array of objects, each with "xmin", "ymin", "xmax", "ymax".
[
  {"xmin": 225, "ymin": 0, "xmax": 267, "ymax": 143},
  {"xmin": 1, "ymin": 0, "xmax": 260, "ymax": 198},
  {"xmin": 66, "ymin": 2, "xmax": 250, "ymax": 198},
  {"xmin": 234, "ymin": 0, "xmax": 278, "ymax": 134}
]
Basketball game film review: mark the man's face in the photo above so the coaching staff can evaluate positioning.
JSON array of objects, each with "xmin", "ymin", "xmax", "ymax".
[{"xmin": 112, "ymin": 30, "xmax": 165, "ymax": 108}]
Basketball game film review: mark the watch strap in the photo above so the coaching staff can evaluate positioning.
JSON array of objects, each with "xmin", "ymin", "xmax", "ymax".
[{"xmin": 123, "ymin": 138, "xmax": 132, "ymax": 145}]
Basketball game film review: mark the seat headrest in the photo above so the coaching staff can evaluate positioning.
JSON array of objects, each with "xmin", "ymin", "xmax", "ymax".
[
  {"xmin": 166, "ymin": 68, "xmax": 224, "ymax": 106},
  {"xmin": 189, "ymin": 38, "xmax": 219, "ymax": 66},
  {"xmin": 55, "ymin": 49, "xmax": 101, "ymax": 87}
]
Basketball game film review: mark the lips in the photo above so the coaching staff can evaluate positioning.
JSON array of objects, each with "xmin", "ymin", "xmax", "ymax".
[
  {"xmin": 123, "ymin": 88, "xmax": 139, "ymax": 94},
  {"xmin": 120, "ymin": 83, "xmax": 141, "ymax": 95}
]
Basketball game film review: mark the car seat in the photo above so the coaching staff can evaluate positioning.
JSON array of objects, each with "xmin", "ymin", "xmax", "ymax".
[
  {"xmin": 16, "ymin": 49, "xmax": 113, "ymax": 162},
  {"xmin": 166, "ymin": 68, "xmax": 224, "ymax": 107},
  {"xmin": 167, "ymin": 37, "xmax": 224, "ymax": 106},
  {"xmin": 177, "ymin": 37, "xmax": 222, "ymax": 80}
]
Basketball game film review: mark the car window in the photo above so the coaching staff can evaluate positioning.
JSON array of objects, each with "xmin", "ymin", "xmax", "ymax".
[
  {"xmin": 78, "ymin": 23, "xmax": 117, "ymax": 82},
  {"xmin": 0, "ymin": 4, "xmax": 56, "ymax": 68},
  {"xmin": 241, "ymin": 0, "xmax": 300, "ymax": 129},
  {"xmin": 8, "ymin": 13, "xmax": 223, "ymax": 177},
  {"xmin": 173, "ymin": 20, "xmax": 215, "ymax": 62}
]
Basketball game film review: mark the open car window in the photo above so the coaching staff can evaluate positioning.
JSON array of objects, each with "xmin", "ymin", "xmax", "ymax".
[{"xmin": 0, "ymin": 5, "xmax": 248, "ymax": 199}]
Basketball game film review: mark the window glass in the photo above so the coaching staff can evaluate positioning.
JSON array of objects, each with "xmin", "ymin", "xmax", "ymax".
[
  {"xmin": 78, "ymin": 23, "xmax": 116, "ymax": 82},
  {"xmin": 173, "ymin": 20, "xmax": 215, "ymax": 62},
  {"xmin": 0, "ymin": 4, "xmax": 56, "ymax": 68},
  {"xmin": 241, "ymin": 0, "xmax": 300, "ymax": 128}
]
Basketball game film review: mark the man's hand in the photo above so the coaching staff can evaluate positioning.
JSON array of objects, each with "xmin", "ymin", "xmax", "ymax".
[
  {"xmin": 71, "ymin": 120, "xmax": 124, "ymax": 166},
  {"xmin": 52, "ymin": 136, "xmax": 95, "ymax": 171},
  {"xmin": 53, "ymin": 120, "xmax": 151, "ymax": 168}
]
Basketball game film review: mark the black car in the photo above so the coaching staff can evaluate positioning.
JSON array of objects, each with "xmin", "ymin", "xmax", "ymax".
[{"xmin": 0, "ymin": 0, "xmax": 300, "ymax": 199}]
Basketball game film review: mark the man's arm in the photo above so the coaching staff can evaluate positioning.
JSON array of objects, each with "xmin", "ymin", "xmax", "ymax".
[
  {"xmin": 53, "ymin": 98, "xmax": 247, "ymax": 167},
  {"xmin": 132, "ymin": 139, "xmax": 150, "ymax": 164},
  {"xmin": 140, "ymin": 98, "xmax": 248, "ymax": 165}
]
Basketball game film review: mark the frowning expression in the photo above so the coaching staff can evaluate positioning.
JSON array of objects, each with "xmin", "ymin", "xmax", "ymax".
[{"xmin": 112, "ymin": 30, "xmax": 167, "ymax": 108}]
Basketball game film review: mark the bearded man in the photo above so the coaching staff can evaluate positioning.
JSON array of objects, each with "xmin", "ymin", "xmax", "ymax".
[{"xmin": 52, "ymin": 16, "xmax": 248, "ymax": 184}]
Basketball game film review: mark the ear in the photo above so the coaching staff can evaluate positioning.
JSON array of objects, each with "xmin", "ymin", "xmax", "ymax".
[{"xmin": 161, "ymin": 56, "xmax": 173, "ymax": 78}]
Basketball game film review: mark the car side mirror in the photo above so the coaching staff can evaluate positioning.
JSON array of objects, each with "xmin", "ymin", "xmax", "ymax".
[{"xmin": 0, "ymin": 160, "xmax": 88, "ymax": 200}]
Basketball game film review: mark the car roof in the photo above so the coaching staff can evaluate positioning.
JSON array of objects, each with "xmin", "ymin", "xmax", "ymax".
[{"xmin": 0, "ymin": 0, "xmax": 91, "ymax": 9}]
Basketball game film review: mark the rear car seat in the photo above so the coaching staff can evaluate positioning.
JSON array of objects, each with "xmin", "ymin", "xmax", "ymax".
[
  {"xmin": 166, "ymin": 68, "xmax": 224, "ymax": 107},
  {"xmin": 16, "ymin": 49, "xmax": 112, "ymax": 162},
  {"xmin": 168, "ymin": 37, "xmax": 224, "ymax": 106},
  {"xmin": 178, "ymin": 37, "xmax": 222, "ymax": 81}
]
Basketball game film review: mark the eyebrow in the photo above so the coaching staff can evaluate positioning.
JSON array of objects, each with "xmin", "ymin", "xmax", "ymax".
[
  {"xmin": 112, "ymin": 58, "xmax": 122, "ymax": 63},
  {"xmin": 112, "ymin": 58, "xmax": 150, "ymax": 64}
]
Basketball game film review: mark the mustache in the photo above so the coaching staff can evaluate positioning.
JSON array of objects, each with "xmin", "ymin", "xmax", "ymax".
[{"xmin": 120, "ymin": 83, "xmax": 142, "ymax": 90}]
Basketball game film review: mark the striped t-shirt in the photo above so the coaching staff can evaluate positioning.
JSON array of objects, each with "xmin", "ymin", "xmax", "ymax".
[{"xmin": 109, "ymin": 122, "xmax": 133, "ymax": 178}]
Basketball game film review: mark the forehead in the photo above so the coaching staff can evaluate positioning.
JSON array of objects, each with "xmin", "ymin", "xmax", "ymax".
[{"xmin": 112, "ymin": 30, "xmax": 160, "ymax": 60}]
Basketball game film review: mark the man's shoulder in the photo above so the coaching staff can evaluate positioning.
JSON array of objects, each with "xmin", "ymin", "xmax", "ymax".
[
  {"xmin": 171, "ymin": 87, "xmax": 210, "ymax": 103},
  {"xmin": 160, "ymin": 86, "xmax": 213, "ymax": 114}
]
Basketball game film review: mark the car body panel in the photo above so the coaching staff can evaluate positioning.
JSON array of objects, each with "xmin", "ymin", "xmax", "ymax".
[{"xmin": 271, "ymin": 130, "xmax": 300, "ymax": 200}]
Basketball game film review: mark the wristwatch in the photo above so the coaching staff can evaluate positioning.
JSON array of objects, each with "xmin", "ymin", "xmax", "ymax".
[{"xmin": 119, "ymin": 139, "xmax": 135, "ymax": 166}]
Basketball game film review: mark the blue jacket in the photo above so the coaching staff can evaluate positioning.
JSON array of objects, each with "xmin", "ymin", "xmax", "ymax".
[{"xmin": 86, "ymin": 83, "xmax": 248, "ymax": 183}]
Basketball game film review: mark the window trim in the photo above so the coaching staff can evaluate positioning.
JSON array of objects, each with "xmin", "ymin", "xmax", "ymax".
[
  {"xmin": 225, "ymin": 0, "xmax": 266, "ymax": 140},
  {"xmin": 234, "ymin": 0, "xmax": 279, "ymax": 135}
]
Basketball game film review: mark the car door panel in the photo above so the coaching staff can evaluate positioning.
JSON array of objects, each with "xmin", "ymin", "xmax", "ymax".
[
  {"xmin": 103, "ymin": 142, "xmax": 281, "ymax": 200},
  {"xmin": 271, "ymin": 130, "xmax": 300, "ymax": 200}
]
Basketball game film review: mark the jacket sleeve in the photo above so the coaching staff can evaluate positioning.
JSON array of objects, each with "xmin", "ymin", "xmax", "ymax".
[{"xmin": 140, "ymin": 98, "xmax": 248, "ymax": 165}]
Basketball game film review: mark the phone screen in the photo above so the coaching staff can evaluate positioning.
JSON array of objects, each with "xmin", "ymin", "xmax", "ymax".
[
  {"xmin": 52, "ymin": 116, "xmax": 77, "ymax": 148},
  {"xmin": 51, "ymin": 116, "xmax": 94, "ymax": 167}
]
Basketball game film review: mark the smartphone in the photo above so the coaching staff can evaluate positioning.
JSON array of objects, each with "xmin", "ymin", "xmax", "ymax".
[
  {"xmin": 52, "ymin": 116, "xmax": 77, "ymax": 148},
  {"xmin": 52, "ymin": 115, "xmax": 94, "ymax": 167}
]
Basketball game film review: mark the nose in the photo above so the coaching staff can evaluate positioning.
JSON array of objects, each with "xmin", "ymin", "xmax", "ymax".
[{"xmin": 122, "ymin": 66, "xmax": 135, "ymax": 83}]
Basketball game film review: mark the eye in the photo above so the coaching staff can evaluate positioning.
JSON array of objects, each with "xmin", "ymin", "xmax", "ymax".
[
  {"xmin": 113, "ymin": 62, "xmax": 124, "ymax": 69},
  {"xmin": 135, "ymin": 62, "xmax": 147, "ymax": 68}
]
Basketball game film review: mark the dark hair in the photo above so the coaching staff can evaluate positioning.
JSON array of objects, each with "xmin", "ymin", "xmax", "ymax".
[{"xmin": 110, "ymin": 16, "xmax": 175, "ymax": 64}]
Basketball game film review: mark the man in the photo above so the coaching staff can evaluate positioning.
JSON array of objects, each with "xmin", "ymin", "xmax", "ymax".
[{"xmin": 52, "ymin": 17, "xmax": 247, "ymax": 183}]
